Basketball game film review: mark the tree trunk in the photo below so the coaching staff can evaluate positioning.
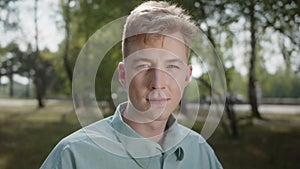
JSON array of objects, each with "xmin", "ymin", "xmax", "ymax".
[
  {"xmin": 7, "ymin": 60, "xmax": 14, "ymax": 97},
  {"xmin": 248, "ymin": 0, "xmax": 261, "ymax": 119},
  {"xmin": 63, "ymin": 0, "xmax": 73, "ymax": 83},
  {"xmin": 197, "ymin": 2, "xmax": 236, "ymax": 137},
  {"xmin": 34, "ymin": 0, "xmax": 45, "ymax": 108},
  {"xmin": 25, "ymin": 73, "xmax": 30, "ymax": 98},
  {"xmin": 8, "ymin": 70, "xmax": 14, "ymax": 97},
  {"xmin": 35, "ymin": 76, "xmax": 44, "ymax": 107},
  {"xmin": 225, "ymin": 95, "xmax": 238, "ymax": 138}
]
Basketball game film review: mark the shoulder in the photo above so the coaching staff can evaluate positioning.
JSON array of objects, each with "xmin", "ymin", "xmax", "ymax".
[
  {"xmin": 175, "ymin": 124, "xmax": 218, "ymax": 156},
  {"xmin": 176, "ymin": 123, "xmax": 207, "ymax": 145},
  {"xmin": 177, "ymin": 125, "xmax": 223, "ymax": 168},
  {"xmin": 40, "ymin": 116, "xmax": 116, "ymax": 169},
  {"xmin": 57, "ymin": 115, "xmax": 116, "ymax": 150}
]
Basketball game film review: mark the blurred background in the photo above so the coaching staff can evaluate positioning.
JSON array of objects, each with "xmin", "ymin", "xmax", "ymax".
[{"xmin": 0, "ymin": 0, "xmax": 299, "ymax": 169}]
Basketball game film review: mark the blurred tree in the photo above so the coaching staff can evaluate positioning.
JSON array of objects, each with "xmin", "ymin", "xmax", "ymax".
[
  {"xmin": 264, "ymin": 1, "xmax": 299, "ymax": 45},
  {"xmin": 179, "ymin": 0, "xmax": 240, "ymax": 137},
  {"xmin": 181, "ymin": 0, "xmax": 299, "ymax": 118},
  {"xmin": 0, "ymin": 0, "xmax": 50, "ymax": 107},
  {"xmin": 262, "ymin": 0, "xmax": 300, "ymax": 74},
  {"xmin": 61, "ymin": 0, "xmax": 73, "ymax": 84},
  {"xmin": 245, "ymin": 0, "xmax": 299, "ymax": 116},
  {"xmin": 248, "ymin": 0, "xmax": 261, "ymax": 118},
  {"xmin": 0, "ymin": 0, "xmax": 19, "ymax": 61},
  {"xmin": 33, "ymin": 0, "xmax": 45, "ymax": 107},
  {"xmin": 172, "ymin": 0, "xmax": 299, "ymax": 138},
  {"xmin": 55, "ymin": 0, "xmax": 141, "ymax": 108},
  {"xmin": 0, "ymin": 0, "xmax": 19, "ymax": 31},
  {"xmin": 0, "ymin": 43, "xmax": 54, "ymax": 100},
  {"xmin": 0, "ymin": 43, "xmax": 24, "ymax": 97},
  {"xmin": 261, "ymin": 69, "xmax": 300, "ymax": 98}
]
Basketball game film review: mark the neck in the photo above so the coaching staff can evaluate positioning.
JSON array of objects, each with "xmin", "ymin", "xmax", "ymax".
[{"xmin": 122, "ymin": 113, "xmax": 168, "ymax": 144}]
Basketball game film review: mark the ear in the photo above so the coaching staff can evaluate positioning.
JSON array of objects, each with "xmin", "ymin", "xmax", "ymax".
[
  {"xmin": 184, "ymin": 65, "xmax": 192, "ymax": 85},
  {"xmin": 118, "ymin": 62, "xmax": 126, "ymax": 87}
]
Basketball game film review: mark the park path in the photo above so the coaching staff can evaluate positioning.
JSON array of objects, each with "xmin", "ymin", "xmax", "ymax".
[
  {"xmin": 0, "ymin": 98, "xmax": 72, "ymax": 106},
  {"xmin": 1, "ymin": 98, "xmax": 299, "ymax": 127},
  {"xmin": 186, "ymin": 103, "xmax": 300, "ymax": 115},
  {"xmin": 234, "ymin": 104, "xmax": 300, "ymax": 115},
  {"xmin": 0, "ymin": 98, "xmax": 299, "ymax": 114}
]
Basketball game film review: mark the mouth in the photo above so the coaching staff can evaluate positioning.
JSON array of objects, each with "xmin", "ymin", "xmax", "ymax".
[{"xmin": 146, "ymin": 98, "xmax": 170, "ymax": 104}]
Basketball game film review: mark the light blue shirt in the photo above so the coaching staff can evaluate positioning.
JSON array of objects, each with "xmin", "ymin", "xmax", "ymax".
[{"xmin": 40, "ymin": 103, "xmax": 223, "ymax": 169}]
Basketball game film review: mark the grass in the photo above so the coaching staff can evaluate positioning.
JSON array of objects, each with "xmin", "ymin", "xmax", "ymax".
[
  {"xmin": 193, "ymin": 113, "xmax": 300, "ymax": 169},
  {"xmin": 0, "ymin": 103, "xmax": 81, "ymax": 169},
  {"xmin": 0, "ymin": 102, "xmax": 300, "ymax": 169}
]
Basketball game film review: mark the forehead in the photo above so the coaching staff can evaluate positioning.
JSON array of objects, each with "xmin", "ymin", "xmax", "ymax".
[
  {"xmin": 125, "ymin": 32, "xmax": 188, "ymax": 63},
  {"xmin": 127, "ymin": 48, "xmax": 186, "ymax": 65}
]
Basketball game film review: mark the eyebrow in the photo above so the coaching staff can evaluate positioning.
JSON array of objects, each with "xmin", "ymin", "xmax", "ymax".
[
  {"xmin": 165, "ymin": 59, "xmax": 186, "ymax": 65},
  {"xmin": 132, "ymin": 57, "xmax": 186, "ymax": 65},
  {"xmin": 132, "ymin": 57, "xmax": 152, "ymax": 63}
]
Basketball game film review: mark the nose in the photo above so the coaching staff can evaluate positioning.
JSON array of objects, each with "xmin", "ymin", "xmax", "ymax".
[{"xmin": 149, "ymin": 68, "xmax": 167, "ymax": 89}]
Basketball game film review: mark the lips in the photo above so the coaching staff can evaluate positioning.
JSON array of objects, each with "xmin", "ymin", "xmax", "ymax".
[
  {"xmin": 147, "ymin": 98, "xmax": 170, "ymax": 104},
  {"xmin": 147, "ymin": 98, "xmax": 169, "ymax": 101},
  {"xmin": 146, "ymin": 90, "xmax": 170, "ymax": 104}
]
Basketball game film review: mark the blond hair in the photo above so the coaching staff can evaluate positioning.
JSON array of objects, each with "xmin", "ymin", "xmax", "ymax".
[{"xmin": 122, "ymin": 1, "xmax": 197, "ymax": 58}]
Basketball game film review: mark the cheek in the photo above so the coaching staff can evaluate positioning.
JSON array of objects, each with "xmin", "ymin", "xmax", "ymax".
[
  {"xmin": 168, "ymin": 76, "xmax": 186, "ymax": 93},
  {"xmin": 128, "ymin": 74, "xmax": 151, "ymax": 111},
  {"xmin": 128, "ymin": 73, "xmax": 148, "ymax": 96},
  {"xmin": 171, "ymin": 85, "xmax": 183, "ymax": 100},
  {"xmin": 125, "ymin": 69, "xmax": 144, "ymax": 89}
]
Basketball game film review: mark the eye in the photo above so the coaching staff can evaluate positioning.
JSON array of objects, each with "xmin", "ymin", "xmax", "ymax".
[
  {"xmin": 167, "ymin": 65, "xmax": 180, "ymax": 69},
  {"xmin": 136, "ymin": 64, "xmax": 150, "ymax": 70}
]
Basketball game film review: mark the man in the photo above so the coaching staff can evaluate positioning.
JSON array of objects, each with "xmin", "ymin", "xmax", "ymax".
[{"xmin": 40, "ymin": 1, "xmax": 223, "ymax": 168}]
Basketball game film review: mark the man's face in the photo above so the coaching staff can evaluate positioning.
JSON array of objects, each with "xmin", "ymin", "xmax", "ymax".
[{"xmin": 118, "ymin": 33, "xmax": 192, "ymax": 122}]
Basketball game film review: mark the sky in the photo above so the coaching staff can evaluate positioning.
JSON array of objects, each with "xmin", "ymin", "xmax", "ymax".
[
  {"xmin": 1, "ymin": 0, "xmax": 64, "ymax": 85},
  {"xmin": 1, "ymin": 0, "xmax": 64, "ymax": 52}
]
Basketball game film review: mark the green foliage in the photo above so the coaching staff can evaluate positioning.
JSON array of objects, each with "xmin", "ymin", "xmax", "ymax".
[
  {"xmin": 0, "ymin": 103, "xmax": 80, "ymax": 169},
  {"xmin": 95, "ymin": 42, "xmax": 122, "ymax": 103},
  {"xmin": 261, "ymin": 70, "xmax": 300, "ymax": 98},
  {"xmin": 54, "ymin": 0, "xmax": 142, "ymax": 100},
  {"xmin": 227, "ymin": 66, "xmax": 248, "ymax": 97}
]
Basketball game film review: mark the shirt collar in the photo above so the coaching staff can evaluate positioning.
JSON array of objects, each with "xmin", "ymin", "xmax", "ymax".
[{"xmin": 110, "ymin": 102, "xmax": 191, "ymax": 158}]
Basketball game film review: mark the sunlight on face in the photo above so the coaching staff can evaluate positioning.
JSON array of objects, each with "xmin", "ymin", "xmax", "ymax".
[{"xmin": 119, "ymin": 33, "xmax": 192, "ymax": 123}]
